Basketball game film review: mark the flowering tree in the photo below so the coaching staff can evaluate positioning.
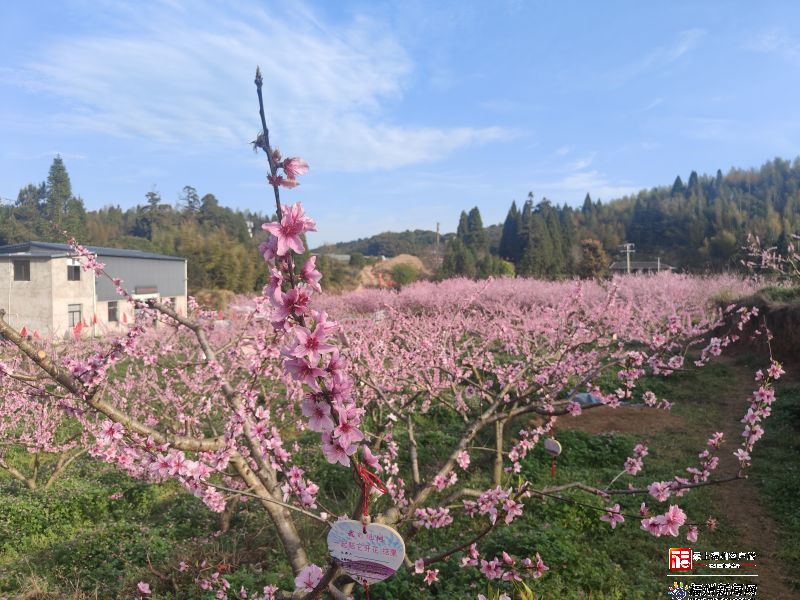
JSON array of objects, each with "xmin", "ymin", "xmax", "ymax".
[
  {"xmin": 0, "ymin": 347, "xmax": 87, "ymax": 490},
  {"xmin": 0, "ymin": 72, "xmax": 783, "ymax": 599},
  {"xmin": 743, "ymin": 232, "xmax": 800, "ymax": 283}
]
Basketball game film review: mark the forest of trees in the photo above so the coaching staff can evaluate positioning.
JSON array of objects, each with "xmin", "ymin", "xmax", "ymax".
[
  {"xmin": 315, "ymin": 229, "xmax": 448, "ymax": 259},
  {"xmin": 5, "ymin": 155, "xmax": 800, "ymax": 289},
  {"xmin": 0, "ymin": 157, "xmax": 270, "ymax": 293},
  {"xmin": 440, "ymin": 207, "xmax": 514, "ymax": 278},
  {"xmin": 443, "ymin": 157, "xmax": 800, "ymax": 279}
]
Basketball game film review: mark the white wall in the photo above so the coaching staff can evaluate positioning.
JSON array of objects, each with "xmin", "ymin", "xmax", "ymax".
[
  {"xmin": 49, "ymin": 258, "xmax": 95, "ymax": 338},
  {"xmin": 0, "ymin": 257, "xmax": 55, "ymax": 335}
]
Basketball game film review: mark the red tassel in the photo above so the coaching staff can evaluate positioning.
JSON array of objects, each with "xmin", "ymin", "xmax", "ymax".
[
  {"xmin": 353, "ymin": 462, "xmax": 388, "ymax": 533},
  {"xmin": 364, "ymin": 580, "xmax": 370, "ymax": 600},
  {"xmin": 550, "ymin": 457, "xmax": 557, "ymax": 478}
]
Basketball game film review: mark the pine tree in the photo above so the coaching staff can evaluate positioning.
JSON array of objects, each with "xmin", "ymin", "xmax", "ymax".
[
  {"xmin": 465, "ymin": 207, "xmax": 486, "ymax": 251},
  {"xmin": 499, "ymin": 201, "xmax": 520, "ymax": 261},
  {"xmin": 581, "ymin": 193, "xmax": 593, "ymax": 214},
  {"xmin": 11, "ymin": 183, "xmax": 46, "ymax": 240},
  {"xmin": 687, "ymin": 171, "xmax": 700, "ymax": 195},
  {"xmin": 456, "ymin": 211, "xmax": 469, "ymax": 239},
  {"xmin": 440, "ymin": 237, "xmax": 477, "ymax": 279},
  {"xmin": 671, "ymin": 175, "xmax": 685, "ymax": 197},
  {"xmin": 45, "ymin": 156, "xmax": 73, "ymax": 229},
  {"xmin": 578, "ymin": 239, "xmax": 609, "ymax": 279},
  {"xmin": 181, "ymin": 186, "xmax": 201, "ymax": 212},
  {"xmin": 541, "ymin": 201, "xmax": 565, "ymax": 276},
  {"xmin": 519, "ymin": 213, "xmax": 552, "ymax": 277},
  {"xmin": 559, "ymin": 207, "xmax": 578, "ymax": 274}
]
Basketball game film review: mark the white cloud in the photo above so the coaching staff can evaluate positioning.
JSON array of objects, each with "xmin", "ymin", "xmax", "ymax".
[
  {"xmin": 566, "ymin": 153, "xmax": 596, "ymax": 171},
  {"xmin": 641, "ymin": 97, "xmax": 664, "ymax": 111},
  {"xmin": 607, "ymin": 29, "xmax": 706, "ymax": 87},
  {"xmin": 529, "ymin": 160, "xmax": 637, "ymax": 203},
  {"xmin": 13, "ymin": 1, "xmax": 508, "ymax": 171},
  {"xmin": 553, "ymin": 170, "xmax": 637, "ymax": 200},
  {"xmin": 746, "ymin": 30, "xmax": 800, "ymax": 64}
]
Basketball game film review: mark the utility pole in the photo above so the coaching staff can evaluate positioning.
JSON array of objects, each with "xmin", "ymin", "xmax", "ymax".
[
  {"xmin": 620, "ymin": 243, "xmax": 635, "ymax": 274},
  {"xmin": 435, "ymin": 222, "xmax": 440, "ymax": 265}
]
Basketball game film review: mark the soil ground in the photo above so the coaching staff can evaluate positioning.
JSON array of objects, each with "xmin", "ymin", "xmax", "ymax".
[{"xmin": 356, "ymin": 254, "xmax": 429, "ymax": 290}]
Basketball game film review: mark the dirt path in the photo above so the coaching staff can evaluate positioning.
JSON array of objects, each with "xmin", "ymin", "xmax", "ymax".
[
  {"xmin": 561, "ymin": 358, "xmax": 795, "ymax": 598},
  {"xmin": 708, "ymin": 358, "xmax": 794, "ymax": 599}
]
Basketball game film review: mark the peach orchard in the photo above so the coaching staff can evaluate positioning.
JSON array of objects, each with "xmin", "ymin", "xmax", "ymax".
[{"xmin": 0, "ymin": 72, "xmax": 784, "ymax": 600}]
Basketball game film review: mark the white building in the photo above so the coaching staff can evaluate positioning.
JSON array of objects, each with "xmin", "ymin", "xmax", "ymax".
[{"xmin": 0, "ymin": 241, "xmax": 187, "ymax": 338}]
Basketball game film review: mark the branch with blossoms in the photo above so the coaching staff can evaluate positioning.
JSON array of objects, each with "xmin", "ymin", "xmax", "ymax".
[{"xmin": 742, "ymin": 232, "xmax": 800, "ymax": 283}]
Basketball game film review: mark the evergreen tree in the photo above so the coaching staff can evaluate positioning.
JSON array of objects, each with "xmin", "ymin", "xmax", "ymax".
[
  {"xmin": 464, "ymin": 207, "xmax": 486, "ymax": 251},
  {"xmin": 541, "ymin": 201, "xmax": 565, "ymax": 276},
  {"xmin": 581, "ymin": 193, "xmax": 593, "ymax": 214},
  {"xmin": 671, "ymin": 175, "xmax": 685, "ymax": 197},
  {"xmin": 45, "ymin": 156, "xmax": 73, "ymax": 229},
  {"xmin": 10, "ymin": 183, "xmax": 46, "ymax": 239},
  {"xmin": 441, "ymin": 238, "xmax": 477, "ymax": 278},
  {"xmin": 181, "ymin": 185, "xmax": 201, "ymax": 212},
  {"xmin": 687, "ymin": 171, "xmax": 700, "ymax": 195},
  {"xmin": 499, "ymin": 201, "xmax": 520, "ymax": 262},
  {"xmin": 578, "ymin": 239, "xmax": 609, "ymax": 279},
  {"xmin": 559, "ymin": 207, "xmax": 578, "ymax": 274},
  {"xmin": 456, "ymin": 211, "xmax": 469, "ymax": 239},
  {"xmin": 519, "ymin": 213, "xmax": 552, "ymax": 277}
]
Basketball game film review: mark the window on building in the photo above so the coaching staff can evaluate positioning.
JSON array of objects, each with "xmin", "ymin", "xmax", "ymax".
[
  {"xmin": 170, "ymin": 297, "xmax": 176, "ymax": 306},
  {"xmin": 68, "ymin": 304, "xmax": 82, "ymax": 328},
  {"xmin": 67, "ymin": 265, "xmax": 81, "ymax": 281},
  {"xmin": 13, "ymin": 260, "xmax": 30, "ymax": 281},
  {"xmin": 108, "ymin": 301, "xmax": 118, "ymax": 323}
]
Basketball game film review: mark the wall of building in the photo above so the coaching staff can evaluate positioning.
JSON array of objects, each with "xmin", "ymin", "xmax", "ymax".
[
  {"xmin": 95, "ymin": 256, "xmax": 186, "ymax": 301},
  {"xmin": 0, "ymin": 256, "xmax": 56, "ymax": 335},
  {"xmin": 1, "ymin": 253, "xmax": 189, "ymax": 339},
  {"xmin": 95, "ymin": 298, "xmax": 134, "ymax": 332},
  {"xmin": 49, "ymin": 257, "xmax": 96, "ymax": 338}
]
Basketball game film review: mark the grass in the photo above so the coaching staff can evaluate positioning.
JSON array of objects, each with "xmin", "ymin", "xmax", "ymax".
[{"xmin": 749, "ymin": 382, "xmax": 800, "ymax": 590}]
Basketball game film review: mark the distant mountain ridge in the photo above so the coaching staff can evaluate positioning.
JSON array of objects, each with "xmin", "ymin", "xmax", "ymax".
[
  {"xmin": 317, "ymin": 157, "xmax": 800, "ymax": 276},
  {"xmin": 314, "ymin": 229, "xmax": 452, "ymax": 259},
  {"xmin": 314, "ymin": 225, "xmax": 503, "ymax": 259}
]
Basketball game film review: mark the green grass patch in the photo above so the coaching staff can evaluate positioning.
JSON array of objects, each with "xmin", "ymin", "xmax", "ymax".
[{"xmin": 749, "ymin": 382, "xmax": 800, "ymax": 590}]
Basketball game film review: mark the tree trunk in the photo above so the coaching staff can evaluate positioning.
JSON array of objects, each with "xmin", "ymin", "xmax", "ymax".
[{"xmin": 494, "ymin": 419, "xmax": 506, "ymax": 486}]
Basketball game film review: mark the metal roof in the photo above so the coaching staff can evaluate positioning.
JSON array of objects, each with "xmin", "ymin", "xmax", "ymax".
[{"xmin": 0, "ymin": 241, "xmax": 185, "ymax": 262}]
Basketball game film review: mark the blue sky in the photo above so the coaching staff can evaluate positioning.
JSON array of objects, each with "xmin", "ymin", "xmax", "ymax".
[{"xmin": 2, "ymin": 1, "xmax": 800, "ymax": 245}]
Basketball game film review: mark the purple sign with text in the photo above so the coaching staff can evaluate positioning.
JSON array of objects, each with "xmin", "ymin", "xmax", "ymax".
[{"xmin": 327, "ymin": 519, "xmax": 406, "ymax": 585}]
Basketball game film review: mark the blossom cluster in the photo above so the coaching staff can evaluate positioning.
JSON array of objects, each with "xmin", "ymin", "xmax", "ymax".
[
  {"xmin": 259, "ymin": 192, "xmax": 366, "ymax": 468},
  {"xmin": 464, "ymin": 486, "xmax": 528, "ymax": 525}
]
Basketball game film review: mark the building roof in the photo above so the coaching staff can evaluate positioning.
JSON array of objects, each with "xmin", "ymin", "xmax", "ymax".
[{"xmin": 0, "ymin": 241, "xmax": 185, "ymax": 262}]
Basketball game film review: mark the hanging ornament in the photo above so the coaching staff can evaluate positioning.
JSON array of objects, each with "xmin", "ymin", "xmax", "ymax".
[
  {"xmin": 331, "ymin": 460, "xmax": 403, "ymax": 597},
  {"xmin": 544, "ymin": 438, "xmax": 562, "ymax": 457},
  {"xmin": 327, "ymin": 520, "xmax": 406, "ymax": 586},
  {"xmin": 544, "ymin": 437, "xmax": 562, "ymax": 478}
]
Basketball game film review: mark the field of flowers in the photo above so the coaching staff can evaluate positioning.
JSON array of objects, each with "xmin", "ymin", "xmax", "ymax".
[{"xmin": 2, "ymin": 269, "xmax": 794, "ymax": 599}]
